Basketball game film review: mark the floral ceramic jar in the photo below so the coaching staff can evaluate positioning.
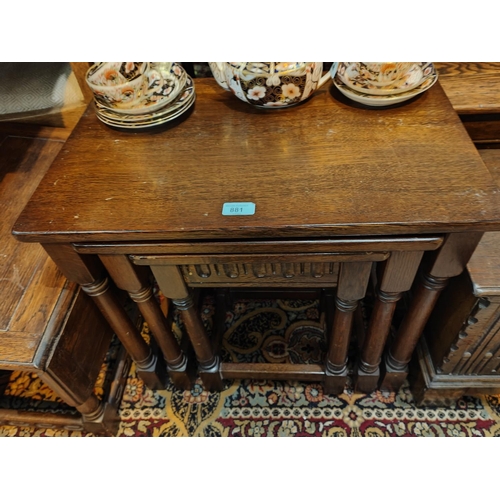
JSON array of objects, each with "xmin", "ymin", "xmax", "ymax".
[{"xmin": 209, "ymin": 62, "xmax": 337, "ymax": 108}]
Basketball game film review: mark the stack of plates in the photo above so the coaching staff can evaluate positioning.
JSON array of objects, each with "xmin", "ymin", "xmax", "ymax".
[
  {"xmin": 333, "ymin": 62, "xmax": 438, "ymax": 107},
  {"xmin": 94, "ymin": 62, "xmax": 196, "ymax": 129}
]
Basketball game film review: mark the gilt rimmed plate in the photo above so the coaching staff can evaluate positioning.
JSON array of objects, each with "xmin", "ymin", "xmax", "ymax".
[
  {"xmin": 94, "ymin": 77, "xmax": 195, "ymax": 123},
  {"xmin": 95, "ymin": 90, "xmax": 196, "ymax": 129},
  {"xmin": 95, "ymin": 83, "xmax": 195, "ymax": 126},
  {"xmin": 337, "ymin": 62, "xmax": 434, "ymax": 96},
  {"xmin": 95, "ymin": 92, "xmax": 196, "ymax": 129},
  {"xmin": 333, "ymin": 69, "xmax": 438, "ymax": 107},
  {"xmin": 95, "ymin": 62, "xmax": 188, "ymax": 115}
]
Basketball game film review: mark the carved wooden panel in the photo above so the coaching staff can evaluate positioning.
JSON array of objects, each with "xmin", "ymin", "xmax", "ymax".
[
  {"xmin": 438, "ymin": 297, "xmax": 500, "ymax": 376},
  {"xmin": 181, "ymin": 261, "xmax": 341, "ymax": 286}
]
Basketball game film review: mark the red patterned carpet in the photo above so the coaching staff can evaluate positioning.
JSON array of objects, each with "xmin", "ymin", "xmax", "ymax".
[{"xmin": 2, "ymin": 296, "xmax": 500, "ymax": 437}]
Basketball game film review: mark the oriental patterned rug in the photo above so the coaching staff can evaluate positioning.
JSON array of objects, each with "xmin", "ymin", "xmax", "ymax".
[{"xmin": 2, "ymin": 295, "xmax": 500, "ymax": 437}]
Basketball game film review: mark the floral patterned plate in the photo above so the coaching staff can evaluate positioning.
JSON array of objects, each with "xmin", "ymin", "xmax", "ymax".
[
  {"xmin": 337, "ymin": 62, "xmax": 434, "ymax": 96},
  {"xmin": 86, "ymin": 62, "xmax": 147, "ymax": 86},
  {"xmin": 333, "ymin": 69, "xmax": 438, "ymax": 107},
  {"xmin": 94, "ymin": 77, "xmax": 194, "ymax": 123},
  {"xmin": 94, "ymin": 62, "xmax": 188, "ymax": 116},
  {"xmin": 96, "ymin": 92, "xmax": 196, "ymax": 129},
  {"xmin": 95, "ymin": 85, "xmax": 196, "ymax": 129}
]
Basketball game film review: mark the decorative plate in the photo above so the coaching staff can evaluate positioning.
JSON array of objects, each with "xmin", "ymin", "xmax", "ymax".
[
  {"xmin": 94, "ymin": 77, "xmax": 195, "ymax": 123},
  {"xmin": 96, "ymin": 79, "xmax": 196, "ymax": 129},
  {"xmin": 333, "ymin": 69, "xmax": 438, "ymax": 107},
  {"xmin": 94, "ymin": 62, "xmax": 188, "ymax": 115},
  {"xmin": 337, "ymin": 62, "xmax": 434, "ymax": 96},
  {"xmin": 87, "ymin": 62, "xmax": 147, "ymax": 86},
  {"xmin": 95, "ymin": 91, "xmax": 196, "ymax": 129},
  {"xmin": 96, "ymin": 90, "xmax": 195, "ymax": 127}
]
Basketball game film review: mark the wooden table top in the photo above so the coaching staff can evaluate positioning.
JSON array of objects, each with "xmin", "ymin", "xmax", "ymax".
[{"xmin": 13, "ymin": 78, "xmax": 500, "ymax": 243}]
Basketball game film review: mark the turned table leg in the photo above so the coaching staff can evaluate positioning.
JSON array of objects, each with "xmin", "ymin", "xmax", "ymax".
[
  {"xmin": 356, "ymin": 251, "xmax": 423, "ymax": 393},
  {"xmin": 25, "ymin": 369, "xmax": 101, "ymax": 421},
  {"xmin": 42, "ymin": 244, "xmax": 165, "ymax": 390},
  {"xmin": 38, "ymin": 365, "xmax": 118, "ymax": 436},
  {"xmin": 150, "ymin": 265, "xmax": 223, "ymax": 391},
  {"xmin": 324, "ymin": 261, "xmax": 372, "ymax": 394},
  {"xmin": 100, "ymin": 255, "xmax": 192, "ymax": 390},
  {"xmin": 380, "ymin": 232, "xmax": 484, "ymax": 392}
]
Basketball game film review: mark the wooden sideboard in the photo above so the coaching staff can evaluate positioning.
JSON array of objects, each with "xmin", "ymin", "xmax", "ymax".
[{"xmin": 435, "ymin": 62, "xmax": 500, "ymax": 145}]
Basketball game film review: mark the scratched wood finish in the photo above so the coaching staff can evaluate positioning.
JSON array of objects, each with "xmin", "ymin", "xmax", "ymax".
[{"xmin": 13, "ymin": 79, "xmax": 500, "ymax": 243}]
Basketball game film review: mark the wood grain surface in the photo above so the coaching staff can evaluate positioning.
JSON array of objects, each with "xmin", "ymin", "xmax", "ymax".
[
  {"xmin": 435, "ymin": 62, "xmax": 500, "ymax": 114},
  {"xmin": 0, "ymin": 136, "xmax": 67, "ymax": 365},
  {"xmin": 12, "ymin": 78, "xmax": 500, "ymax": 243}
]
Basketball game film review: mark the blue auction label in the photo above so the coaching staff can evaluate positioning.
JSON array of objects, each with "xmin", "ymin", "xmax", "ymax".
[{"xmin": 222, "ymin": 202, "xmax": 256, "ymax": 216}]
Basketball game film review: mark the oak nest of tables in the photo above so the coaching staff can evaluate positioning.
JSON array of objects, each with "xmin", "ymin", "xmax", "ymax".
[{"xmin": 12, "ymin": 78, "xmax": 500, "ymax": 395}]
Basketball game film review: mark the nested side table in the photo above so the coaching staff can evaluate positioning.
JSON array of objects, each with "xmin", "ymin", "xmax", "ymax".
[
  {"xmin": 75, "ymin": 235, "xmax": 441, "ymax": 392},
  {"xmin": 13, "ymin": 78, "xmax": 500, "ymax": 394}
]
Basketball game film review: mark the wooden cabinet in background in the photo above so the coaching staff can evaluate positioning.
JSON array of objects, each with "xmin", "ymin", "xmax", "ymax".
[
  {"xmin": 436, "ymin": 62, "xmax": 500, "ymax": 146},
  {"xmin": 412, "ymin": 150, "xmax": 500, "ymax": 404}
]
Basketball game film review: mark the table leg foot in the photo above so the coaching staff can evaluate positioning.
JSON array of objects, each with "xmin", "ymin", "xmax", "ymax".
[
  {"xmin": 80, "ymin": 404, "xmax": 119, "ymax": 436},
  {"xmin": 355, "ymin": 366, "xmax": 380, "ymax": 394},
  {"xmin": 135, "ymin": 351, "xmax": 167, "ymax": 391},
  {"xmin": 80, "ymin": 344, "xmax": 131, "ymax": 436},
  {"xmin": 379, "ymin": 352, "xmax": 408, "ymax": 393},
  {"xmin": 167, "ymin": 354, "xmax": 195, "ymax": 390},
  {"xmin": 199, "ymin": 356, "xmax": 223, "ymax": 392},
  {"xmin": 324, "ymin": 361, "xmax": 348, "ymax": 395},
  {"xmin": 76, "ymin": 394, "xmax": 117, "ymax": 436}
]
